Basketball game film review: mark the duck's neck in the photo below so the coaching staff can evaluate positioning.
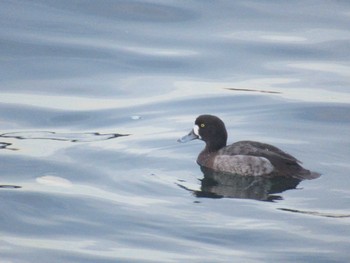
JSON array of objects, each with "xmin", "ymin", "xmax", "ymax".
[{"xmin": 204, "ymin": 139, "xmax": 227, "ymax": 153}]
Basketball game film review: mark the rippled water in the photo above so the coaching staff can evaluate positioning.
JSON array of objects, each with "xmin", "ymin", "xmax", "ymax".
[{"xmin": 1, "ymin": 1, "xmax": 350, "ymax": 262}]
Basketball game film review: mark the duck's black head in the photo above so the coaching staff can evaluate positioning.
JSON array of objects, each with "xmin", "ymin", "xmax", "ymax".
[{"xmin": 178, "ymin": 114, "xmax": 228, "ymax": 152}]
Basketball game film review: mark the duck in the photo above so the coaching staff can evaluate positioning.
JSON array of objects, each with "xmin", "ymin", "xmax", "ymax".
[{"xmin": 178, "ymin": 114, "xmax": 319, "ymax": 179}]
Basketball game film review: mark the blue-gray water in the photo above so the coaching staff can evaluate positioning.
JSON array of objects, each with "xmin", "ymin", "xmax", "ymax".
[{"xmin": 1, "ymin": 1, "xmax": 350, "ymax": 262}]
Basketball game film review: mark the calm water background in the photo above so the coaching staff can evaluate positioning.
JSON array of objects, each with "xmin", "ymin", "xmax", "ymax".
[{"xmin": 1, "ymin": 1, "xmax": 350, "ymax": 262}]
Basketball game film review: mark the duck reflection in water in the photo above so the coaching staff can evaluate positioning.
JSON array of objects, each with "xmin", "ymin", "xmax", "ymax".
[{"xmin": 192, "ymin": 166, "xmax": 302, "ymax": 202}]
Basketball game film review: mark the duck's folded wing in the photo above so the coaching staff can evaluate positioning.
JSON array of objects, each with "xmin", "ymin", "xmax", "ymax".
[{"xmin": 219, "ymin": 140, "xmax": 301, "ymax": 165}]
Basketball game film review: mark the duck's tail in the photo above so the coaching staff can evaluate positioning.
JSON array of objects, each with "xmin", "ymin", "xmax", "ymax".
[{"xmin": 293, "ymin": 168, "xmax": 321, "ymax": 180}]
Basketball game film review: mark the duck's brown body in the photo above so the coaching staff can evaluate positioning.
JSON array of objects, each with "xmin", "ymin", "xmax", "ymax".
[{"xmin": 178, "ymin": 115, "xmax": 319, "ymax": 179}]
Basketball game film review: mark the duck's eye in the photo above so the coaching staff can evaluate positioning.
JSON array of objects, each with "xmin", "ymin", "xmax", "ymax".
[{"xmin": 200, "ymin": 123, "xmax": 205, "ymax": 128}]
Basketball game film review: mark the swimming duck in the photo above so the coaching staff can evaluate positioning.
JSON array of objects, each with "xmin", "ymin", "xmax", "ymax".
[{"xmin": 178, "ymin": 114, "xmax": 319, "ymax": 179}]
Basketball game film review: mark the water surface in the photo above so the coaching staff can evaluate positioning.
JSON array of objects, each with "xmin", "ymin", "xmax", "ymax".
[{"xmin": 1, "ymin": 1, "xmax": 350, "ymax": 262}]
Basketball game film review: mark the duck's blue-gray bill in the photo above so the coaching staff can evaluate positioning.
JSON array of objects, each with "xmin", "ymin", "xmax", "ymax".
[{"xmin": 177, "ymin": 129, "xmax": 198, "ymax": 143}]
